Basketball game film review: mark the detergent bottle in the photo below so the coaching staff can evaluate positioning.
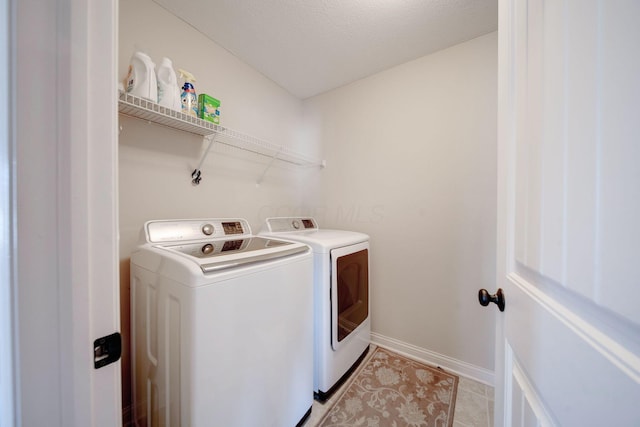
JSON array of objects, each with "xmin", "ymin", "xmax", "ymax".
[
  {"xmin": 156, "ymin": 57, "xmax": 181, "ymax": 111},
  {"xmin": 125, "ymin": 51, "xmax": 157, "ymax": 101},
  {"xmin": 178, "ymin": 69, "xmax": 198, "ymax": 117}
]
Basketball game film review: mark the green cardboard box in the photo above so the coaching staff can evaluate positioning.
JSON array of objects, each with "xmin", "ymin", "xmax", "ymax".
[{"xmin": 198, "ymin": 94, "xmax": 221, "ymax": 124}]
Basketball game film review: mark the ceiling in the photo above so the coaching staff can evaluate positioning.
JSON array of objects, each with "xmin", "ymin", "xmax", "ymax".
[{"xmin": 152, "ymin": 0, "xmax": 498, "ymax": 99}]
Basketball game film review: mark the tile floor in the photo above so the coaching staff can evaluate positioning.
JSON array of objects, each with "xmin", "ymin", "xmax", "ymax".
[
  {"xmin": 452, "ymin": 375, "xmax": 495, "ymax": 427},
  {"xmin": 304, "ymin": 346, "xmax": 494, "ymax": 427}
]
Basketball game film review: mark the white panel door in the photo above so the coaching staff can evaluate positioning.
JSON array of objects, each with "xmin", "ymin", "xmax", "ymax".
[{"xmin": 495, "ymin": 0, "xmax": 640, "ymax": 425}]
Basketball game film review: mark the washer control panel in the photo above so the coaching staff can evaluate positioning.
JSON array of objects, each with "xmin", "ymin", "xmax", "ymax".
[{"xmin": 145, "ymin": 218, "xmax": 251, "ymax": 243}]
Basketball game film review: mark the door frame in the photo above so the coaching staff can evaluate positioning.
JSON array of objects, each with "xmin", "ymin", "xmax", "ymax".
[
  {"xmin": 495, "ymin": 0, "xmax": 514, "ymax": 424},
  {"xmin": 1, "ymin": 0, "xmax": 16, "ymax": 424},
  {"xmin": 7, "ymin": 0, "xmax": 121, "ymax": 425}
]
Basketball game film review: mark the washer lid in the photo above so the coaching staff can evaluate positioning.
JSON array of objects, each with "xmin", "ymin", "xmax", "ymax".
[{"xmin": 158, "ymin": 236, "xmax": 309, "ymax": 273}]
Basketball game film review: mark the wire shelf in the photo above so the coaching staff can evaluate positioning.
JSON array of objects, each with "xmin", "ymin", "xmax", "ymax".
[{"xmin": 118, "ymin": 91, "xmax": 324, "ymax": 169}]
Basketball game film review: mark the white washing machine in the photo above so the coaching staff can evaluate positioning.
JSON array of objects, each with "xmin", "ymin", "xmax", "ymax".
[
  {"xmin": 130, "ymin": 218, "xmax": 314, "ymax": 427},
  {"xmin": 260, "ymin": 217, "xmax": 370, "ymax": 401}
]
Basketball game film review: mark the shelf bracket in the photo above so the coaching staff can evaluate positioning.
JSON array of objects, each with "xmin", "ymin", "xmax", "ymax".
[
  {"xmin": 192, "ymin": 133, "xmax": 218, "ymax": 185},
  {"xmin": 256, "ymin": 148, "xmax": 283, "ymax": 186}
]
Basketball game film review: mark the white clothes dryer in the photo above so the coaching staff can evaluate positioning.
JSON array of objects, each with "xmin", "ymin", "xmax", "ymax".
[
  {"xmin": 260, "ymin": 217, "xmax": 370, "ymax": 401},
  {"xmin": 130, "ymin": 218, "xmax": 314, "ymax": 427}
]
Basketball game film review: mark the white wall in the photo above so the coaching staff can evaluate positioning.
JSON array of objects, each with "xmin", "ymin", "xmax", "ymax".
[
  {"xmin": 303, "ymin": 32, "xmax": 498, "ymax": 373},
  {"xmin": 118, "ymin": 0, "xmax": 321, "ymax": 414},
  {"xmin": 119, "ymin": 0, "xmax": 317, "ymax": 240},
  {"xmin": 119, "ymin": 1, "xmax": 497, "ymax": 412}
]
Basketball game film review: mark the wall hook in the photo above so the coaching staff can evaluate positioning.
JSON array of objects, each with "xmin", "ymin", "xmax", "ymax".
[
  {"xmin": 191, "ymin": 134, "xmax": 218, "ymax": 186},
  {"xmin": 191, "ymin": 169, "xmax": 202, "ymax": 185}
]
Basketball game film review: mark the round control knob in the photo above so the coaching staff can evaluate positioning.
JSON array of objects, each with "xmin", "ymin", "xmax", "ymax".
[
  {"xmin": 201, "ymin": 244, "xmax": 214, "ymax": 255},
  {"xmin": 292, "ymin": 220, "xmax": 300, "ymax": 229},
  {"xmin": 202, "ymin": 224, "xmax": 214, "ymax": 236}
]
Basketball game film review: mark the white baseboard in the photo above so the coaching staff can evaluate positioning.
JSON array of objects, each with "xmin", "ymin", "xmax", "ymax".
[{"xmin": 370, "ymin": 332, "xmax": 495, "ymax": 386}]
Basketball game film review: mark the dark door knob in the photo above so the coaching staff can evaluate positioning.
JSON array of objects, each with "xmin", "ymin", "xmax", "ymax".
[{"xmin": 478, "ymin": 288, "xmax": 505, "ymax": 312}]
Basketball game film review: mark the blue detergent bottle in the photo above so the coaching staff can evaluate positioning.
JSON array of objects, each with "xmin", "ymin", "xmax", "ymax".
[{"xmin": 178, "ymin": 69, "xmax": 198, "ymax": 117}]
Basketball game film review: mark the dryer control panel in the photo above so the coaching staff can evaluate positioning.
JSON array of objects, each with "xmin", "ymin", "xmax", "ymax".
[
  {"xmin": 265, "ymin": 217, "xmax": 318, "ymax": 233},
  {"xmin": 144, "ymin": 218, "xmax": 251, "ymax": 243}
]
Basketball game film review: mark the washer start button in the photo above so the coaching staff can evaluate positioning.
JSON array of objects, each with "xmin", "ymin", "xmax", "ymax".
[{"xmin": 202, "ymin": 224, "xmax": 214, "ymax": 235}]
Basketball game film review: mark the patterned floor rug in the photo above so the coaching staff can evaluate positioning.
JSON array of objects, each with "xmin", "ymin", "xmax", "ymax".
[{"xmin": 317, "ymin": 347, "xmax": 458, "ymax": 427}]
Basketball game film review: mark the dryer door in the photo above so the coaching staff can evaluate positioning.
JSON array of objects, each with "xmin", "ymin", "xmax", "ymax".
[{"xmin": 330, "ymin": 242, "xmax": 369, "ymax": 351}]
